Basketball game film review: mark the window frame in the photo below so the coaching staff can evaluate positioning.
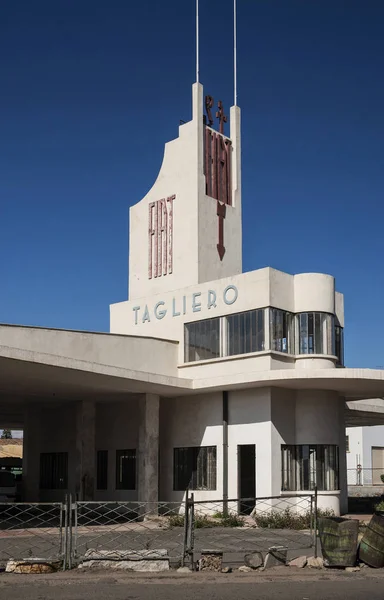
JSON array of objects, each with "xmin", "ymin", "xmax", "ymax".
[
  {"xmin": 173, "ymin": 446, "xmax": 217, "ymax": 491},
  {"xmin": 281, "ymin": 444, "xmax": 339, "ymax": 492},
  {"xmin": 270, "ymin": 308, "xmax": 294, "ymax": 354}
]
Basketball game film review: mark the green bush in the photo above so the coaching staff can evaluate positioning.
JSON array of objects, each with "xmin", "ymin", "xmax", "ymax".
[
  {"xmin": 167, "ymin": 511, "xmax": 245, "ymax": 528},
  {"xmin": 253, "ymin": 508, "xmax": 334, "ymax": 530},
  {"xmin": 168, "ymin": 514, "xmax": 185, "ymax": 528},
  {"xmin": 374, "ymin": 500, "xmax": 384, "ymax": 512}
]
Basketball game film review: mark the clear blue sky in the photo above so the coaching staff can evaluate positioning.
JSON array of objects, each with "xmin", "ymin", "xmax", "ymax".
[{"xmin": 1, "ymin": 0, "xmax": 383, "ymax": 368}]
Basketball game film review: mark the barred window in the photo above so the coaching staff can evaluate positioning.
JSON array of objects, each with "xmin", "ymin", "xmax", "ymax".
[
  {"xmin": 270, "ymin": 309, "xmax": 294, "ymax": 353},
  {"xmin": 184, "ymin": 318, "xmax": 220, "ymax": 362},
  {"xmin": 226, "ymin": 309, "xmax": 265, "ymax": 356},
  {"xmin": 174, "ymin": 446, "xmax": 217, "ymax": 491},
  {"xmin": 97, "ymin": 450, "xmax": 108, "ymax": 490},
  {"xmin": 40, "ymin": 452, "xmax": 68, "ymax": 490},
  {"xmin": 281, "ymin": 445, "xmax": 339, "ymax": 491},
  {"xmin": 116, "ymin": 449, "xmax": 136, "ymax": 490}
]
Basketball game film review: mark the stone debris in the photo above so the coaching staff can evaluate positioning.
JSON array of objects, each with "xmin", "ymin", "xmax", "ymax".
[
  {"xmin": 78, "ymin": 549, "xmax": 169, "ymax": 572},
  {"xmin": 221, "ymin": 566, "xmax": 232, "ymax": 573},
  {"xmin": 6, "ymin": 559, "xmax": 62, "ymax": 574},
  {"xmin": 345, "ymin": 566, "xmax": 361, "ymax": 573},
  {"xmin": 177, "ymin": 566, "xmax": 192, "ymax": 573},
  {"xmin": 307, "ymin": 556, "xmax": 324, "ymax": 569},
  {"xmin": 289, "ymin": 556, "xmax": 307, "ymax": 568},
  {"xmin": 244, "ymin": 551, "xmax": 264, "ymax": 569},
  {"xmin": 264, "ymin": 546, "xmax": 287, "ymax": 569},
  {"xmin": 238, "ymin": 565, "xmax": 252, "ymax": 572},
  {"xmin": 197, "ymin": 551, "xmax": 223, "ymax": 572}
]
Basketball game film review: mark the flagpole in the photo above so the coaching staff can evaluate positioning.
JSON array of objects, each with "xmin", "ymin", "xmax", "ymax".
[
  {"xmin": 234, "ymin": 0, "xmax": 237, "ymax": 105},
  {"xmin": 196, "ymin": 0, "xmax": 200, "ymax": 83}
]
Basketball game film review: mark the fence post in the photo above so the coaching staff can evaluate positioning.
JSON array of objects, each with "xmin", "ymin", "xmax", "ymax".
[
  {"xmin": 69, "ymin": 494, "xmax": 73, "ymax": 570},
  {"xmin": 62, "ymin": 495, "xmax": 68, "ymax": 571},
  {"xmin": 313, "ymin": 487, "xmax": 318, "ymax": 559},
  {"xmin": 187, "ymin": 493, "xmax": 195, "ymax": 571},
  {"xmin": 182, "ymin": 491, "xmax": 189, "ymax": 567}
]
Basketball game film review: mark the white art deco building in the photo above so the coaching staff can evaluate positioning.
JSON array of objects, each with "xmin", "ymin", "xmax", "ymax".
[{"xmin": 1, "ymin": 82, "xmax": 384, "ymax": 515}]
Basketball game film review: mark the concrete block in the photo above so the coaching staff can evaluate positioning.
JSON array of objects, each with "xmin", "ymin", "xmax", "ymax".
[
  {"xmin": 307, "ymin": 556, "xmax": 324, "ymax": 569},
  {"xmin": 289, "ymin": 556, "xmax": 307, "ymax": 568},
  {"xmin": 78, "ymin": 549, "xmax": 170, "ymax": 572},
  {"xmin": 264, "ymin": 546, "xmax": 287, "ymax": 569},
  {"xmin": 244, "ymin": 552, "xmax": 264, "ymax": 569},
  {"xmin": 6, "ymin": 559, "xmax": 62, "ymax": 574}
]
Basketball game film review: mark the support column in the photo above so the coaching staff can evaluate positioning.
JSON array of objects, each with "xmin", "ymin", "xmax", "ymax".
[
  {"xmin": 138, "ymin": 394, "xmax": 160, "ymax": 509},
  {"xmin": 23, "ymin": 404, "xmax": 41, "ymax": 502},
  {"xmin": 75, "ymin": 400, "xmax": 95, "ymax": 501}
]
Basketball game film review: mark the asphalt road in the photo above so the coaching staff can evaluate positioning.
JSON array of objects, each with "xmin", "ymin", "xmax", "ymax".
[{"xmin": 1, "ymin": 570, "xmax": 384, "ymax": 600}]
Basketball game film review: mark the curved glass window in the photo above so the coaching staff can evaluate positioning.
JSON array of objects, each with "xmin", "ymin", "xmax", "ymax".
[
  {"xmin": 297, "ymin": 313, "xmax": 334, "ymax": 355},
  {"xmin": 335, "ymin": 326, "xmax": 344, "ymax": 366}
]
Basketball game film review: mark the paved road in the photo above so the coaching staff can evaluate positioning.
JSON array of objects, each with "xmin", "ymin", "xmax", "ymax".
[{"xmin": 1, "ymin": 570, "xmax": 384, "ymax": 600}]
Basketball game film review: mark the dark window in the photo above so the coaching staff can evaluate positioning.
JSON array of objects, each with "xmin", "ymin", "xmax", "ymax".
[
  {"xmin": 346, "ymin": 436, "xmax": 350, "ymax": 453},
  {"xmin": 174, "ymin": 446, "xmax": 217, "ymax": 491},
  {"xmin": 184, "ymin": 318, "xmax": 220, "ymax": 362},
  {"xmin": 97, "ymin": 450, "xmax": 108, "ymax": 490},
  {"xmin": 281, "ymin": 445, "xmax": 339, "ymax": 491},
  {"xmin": 40, "ymin": 452, "xmax": 68, "ymax": 490},
  {"xmin": 116, "ymin": 449, "xmax": 136, "ymax": 490},
  {"xmin": 227, "ymin": 309, "xmax": 265, "ymax": 356},
  {"xmin": 335, "ymin": 326, "xmax": 344, "ymax": 366},
  {"xmin": 270, "ymin": 309, "xmax": 294, "ymax": 353}
]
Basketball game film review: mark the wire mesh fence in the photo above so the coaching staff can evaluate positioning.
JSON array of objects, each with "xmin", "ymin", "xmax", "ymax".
[
  {"xmin": 0, "ymin": 494, "xmax": 317, "ymax": 570},
  {"xmin": 189, "ymin": 494, "xmax": 315, "ymax": 566},
  {"xmin": 70, "ymin": 500, "xmax": 191, "ymax": 569},
  {"xmin": 348, "ymin": 468, "xmax": 384, "ymax": 486},
  {"xmin": 0, "ymin": 502, "xmax": 65, "ymax": 568}
]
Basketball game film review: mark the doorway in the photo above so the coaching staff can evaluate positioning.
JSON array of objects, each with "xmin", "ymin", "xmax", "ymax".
[{"xmin": 238, "ymin": 444, "xmax": 256, "ymax": 514}]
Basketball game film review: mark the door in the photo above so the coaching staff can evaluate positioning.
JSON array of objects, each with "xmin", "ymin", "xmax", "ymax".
[
  {"xmin": 238, "ymin": 444, "xmax": 256, "ymax": 514},
  {"xmin": 372, "ymin": 447, "xmax": 384, "ymax": 485}
]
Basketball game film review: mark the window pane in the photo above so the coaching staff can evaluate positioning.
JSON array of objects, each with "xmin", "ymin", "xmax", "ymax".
[
  {"xmin": 298, "ymin": 313, "xmax": 335, "ymax": 357},
  {"xmin": 116, "ymin": 449, "xmax": 136, "ymax": 490},
  {"xmin": 184, "ymin": 318, "xmax": 220, "ymax": 362},
  {"xmin": 97, "ymin": 450, "xmax": 108, "ymax": 490},
  {"xmin": 227, "ymin": 310, "xmax": 265, "ymax": 356},
  {"xmin": 271, "ymin": 309, "xmax": 294, "ymax": 353}
]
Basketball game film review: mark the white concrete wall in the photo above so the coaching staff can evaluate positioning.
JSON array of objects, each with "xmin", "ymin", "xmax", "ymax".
[
  {"xmin": 362, "ymin": 425, "xmax": 384, "ymax": 471},
  {"xmin": 128, "ymin": 84, "xmax": 242, "ymax": 301},
  {"xmin": 159, "ymin": 392, "xmax": 223, "ymax": 502},
  {"xmin": 95, "ymin": 400, "xmax": 139, "ymax": 501},
  {"xmin": 0, "ymin": 325, "xmax": 179, "ymax": 377},
  {"xmin": 346, "ymin": 427, "xmax": 363, "ymax": 471},
  {"xmin": 110, "ymin": 267, "xmax": 343, "ymax": 371}
]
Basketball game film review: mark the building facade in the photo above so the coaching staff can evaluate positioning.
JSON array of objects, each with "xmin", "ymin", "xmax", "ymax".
[{"xmin": 1, "ymin": 82, "xmax": 384, "ymax": 515}]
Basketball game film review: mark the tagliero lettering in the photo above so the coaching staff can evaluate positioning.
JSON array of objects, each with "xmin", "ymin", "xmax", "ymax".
[{"xmin": 132, "ymin": 285, "xmax": 238, "ymax": 324}]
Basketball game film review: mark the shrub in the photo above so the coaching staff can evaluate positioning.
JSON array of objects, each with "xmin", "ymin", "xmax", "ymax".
[
  {"xmin": 374, "ymin": 500, "xmax": 384, "ymax": 512},
  {"xmin": 253, "ymin": 508, "xmax": 335, "ymax": 530},
  {"xmin": 168, "ymin": 514, "xmax": 185, "ymax": 528}
]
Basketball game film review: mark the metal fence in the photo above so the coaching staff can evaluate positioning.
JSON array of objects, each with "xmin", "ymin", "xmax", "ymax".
[
  {"xmin": 0, "ymin": 502, "xmax": 66, "ymax": 568},
  {"xmin": 188, "ymin": 493, "xmax": 315, "ymax": 568},
  {"xmin": 0, "ymin": 493, "xmax": 317, "ymax": 570},
  {"xmin": 348, "ymin": 468, "xmax": 384, "ymax": 486}
]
